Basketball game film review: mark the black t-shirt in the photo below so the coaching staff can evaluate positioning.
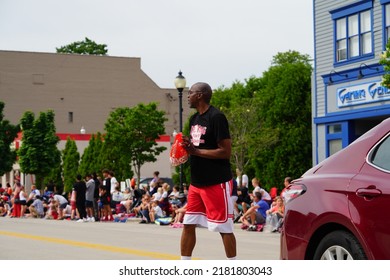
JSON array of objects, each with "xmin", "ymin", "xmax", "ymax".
[
  {"xmin": 73, "ymin": 181, "xmax": 86, "ymax": 202},
  {"xmin": 104, "ymin": 177, "xmax": 111, "ymax": 198},
  {"xmin": 189, "ymin": 105, "xmax": 232, "ymax": 186},
  {"xmin": 93, "ymin": 178, "xmax": 100, "ymax": 199}
]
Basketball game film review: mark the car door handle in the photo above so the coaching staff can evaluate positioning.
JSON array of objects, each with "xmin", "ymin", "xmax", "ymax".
[{"xmin": 356, "ymin": 187, "xmax": 382, "ymax": 198}]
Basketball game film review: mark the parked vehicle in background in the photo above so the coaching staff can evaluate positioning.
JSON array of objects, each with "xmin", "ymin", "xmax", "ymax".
[
  {"xmin": 139, "ymin": 177, "xmax": 174, "ymax": 189},
  {"xmin": 281, "ymin": 117, "xmax": 390, "ymax": 260}
]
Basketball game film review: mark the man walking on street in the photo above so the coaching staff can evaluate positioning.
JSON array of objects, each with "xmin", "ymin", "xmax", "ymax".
[{"xmin": 180, "ymin": 82, "xmax": 236, "ymax": 260}]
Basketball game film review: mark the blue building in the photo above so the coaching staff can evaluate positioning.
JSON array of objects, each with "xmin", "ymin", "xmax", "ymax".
[{"xmin": 313, "ymin": 0, "xmax": 390, "ymax": 164}]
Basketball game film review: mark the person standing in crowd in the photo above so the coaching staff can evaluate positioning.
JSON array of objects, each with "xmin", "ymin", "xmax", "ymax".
[
  {"xmin": 102, "ymin": 169, "xmax": 113, "ymax": 221},
  {"xmin": 149, "ymin": 171, "xmax": 160, "ymax": 193},
  {"xmin": 251, "ymin": 178, "xmax": 272, "ymax": 205},
  {"xmin": 85, "ymin": 174, "xmax": 96, "ymax": 222},
  {"xmin": 235, "ymin": 168, "xmax": 249, "ymax": 188},
  {"xmin": 69, "ymin": 187, "xmax": 77, "ymax": 220},
  {"xmin": 180, "ymin": 82, "xmax": 236, "ymax": 260},
  {"xmin": 11, "ymin": 181, "xmax": 21, "ymax": 217},
  {"xmin": 109, "ymin": 171, "xmax": 119, "ymax": 195},
  {"xmin": 19, "ymin": 185, "xmax": 28, "ymax": 217},
  {"xmin": 92, "ymin": 172, "xmax": 101, "ymax": 221},
  {"xmin": 102, "ymin": 169, "xmax": 111, "ymax": 198},
  {"xmin": 102, "ymin": 169, "xmax": 114, "ymax": 221},
  {"xmin": 73, "ymin": 174, "xmax": 87, "ymax": 222}
]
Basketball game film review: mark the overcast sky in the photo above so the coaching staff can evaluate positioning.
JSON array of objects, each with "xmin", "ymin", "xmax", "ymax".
[{"xmin": 0, "ymin": 0, "xmax": 313, "ymax": 89}]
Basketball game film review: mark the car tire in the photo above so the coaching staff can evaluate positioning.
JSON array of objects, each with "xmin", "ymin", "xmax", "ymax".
[{"xmin": 313, "ymin": 230, "xmax": 367, "ymax": 260}]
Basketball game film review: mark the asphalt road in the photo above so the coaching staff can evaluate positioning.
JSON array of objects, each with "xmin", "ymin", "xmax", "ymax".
[{"xmin": 0, "ymin": 217, "xmax": 280, "ymax": 260}]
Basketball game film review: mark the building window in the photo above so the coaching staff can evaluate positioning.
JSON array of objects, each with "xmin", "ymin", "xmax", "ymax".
[
  {"xmin": 384, "ymin": 3, "xmax": 390, "ymax": 44},
  {"xmin": 325, "ymin": 122, "xmax": 353, "ymax": 158},
  {"xmin": 331, "ymin": 1, "xmax": 373, "ymax": 63},
  {"xmin": 335, "ymin": 10, "xmax": 372, "ymax": 62},
  {"xmin": 68, "ymin": 112, "xmax": 73, "ymax": 123},
  {"xmin": 329, "ymin": 139, "xmax": 343, "ymax": 156},
  {"xmin": 328, "ymin": 124, "xmax": 342, "ymax": 134},
  {"xmin": 32, "ymin": 74, "xmax": 44, "ymax": 85}
]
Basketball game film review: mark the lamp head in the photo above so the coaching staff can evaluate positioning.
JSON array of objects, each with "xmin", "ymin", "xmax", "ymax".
[{"xmin": 174, "ymin": 70, "xmax": 186, "ymax": 93}]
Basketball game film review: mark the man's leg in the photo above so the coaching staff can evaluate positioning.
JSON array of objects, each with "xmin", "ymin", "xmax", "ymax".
[
  {"xmin": 220, "ymin": 232, "xmax": 237, "ymax": 259},
  {"xmin": 180, "ymin": 224, "xmax": 196, "ymax": 258}
]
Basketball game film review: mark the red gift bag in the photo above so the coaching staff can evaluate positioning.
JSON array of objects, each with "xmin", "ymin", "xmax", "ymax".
[{"xmin": 170, "ymin": 132, "xmax": 189, "ymax": 166}]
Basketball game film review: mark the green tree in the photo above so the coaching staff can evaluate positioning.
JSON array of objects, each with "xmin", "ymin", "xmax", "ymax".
[
  {"xmin": 79, "ymin": 133, "xmax": 104, "ymax": 177},
  {"xmin": 43, "ymin": 149, "xmax": 62, "ymax": 193},
  {"xmin": 380, "ymin": 39, "xmax": 390, "ymax": 88},
  {"xmin": 18, "ymin": 110, "xmax": 60, "ymax": 189},
  {"xmin": 210, "ymin": 50, "xmax": 312, "ymax": 190},
  {"xmin": 62, "ymin": 137, "xmax": 80, "ymax": 193},
  {"xmin": 253, "ymin": 50, "xmax": 312, "ymax": 189},
  {"xmin": 56, "ymin": 37, "xmax": 108, "ymax": 55},
  {"xmin": 104, "ymin": 103, "xmax": 167, "ymax": 183},
  {"xmin": 0, "ymin": 101, "xmax": 19, "ymax": 176},
  {"xmin": 212, "ymin": 78, "xmax": 271, "ymax": 181}
]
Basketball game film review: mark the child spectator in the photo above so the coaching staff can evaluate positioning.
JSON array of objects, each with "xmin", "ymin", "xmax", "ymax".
[
  {"xmin": 170, "ymin": 193, "xmax": 187, "ymax": 226},
  {"xmin": 266, "ymin": 196, "xmax": 285, "ymax": 232},
  {"xmin": 45, "ymin": 199, "xmax": 59, "ymax": 220},
  {"xmin": 69, "ymin": 188, "xmax": 77, "ymax": 220},
  {"xmin": 99, "ymin": 185, "xmax": 111, "ymax": 222},
  {"xmin": 149, "ymin": 200, "xmax": 164, "ymax": 223},
  {"xmin": 158, "ymin": 183, "xmax": 170, "ymax": 215},
  {"xmin": 251, "ymin": 178, "xmax": 272, "ymax": 205},
  {"xmin": 135, "ymin": 194, "xmax": 151, "ymax": 223}
]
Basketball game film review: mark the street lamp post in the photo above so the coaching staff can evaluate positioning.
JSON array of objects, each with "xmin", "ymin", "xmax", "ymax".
[{"xmin": 174, "ymin": 70, "xmax": 186, "ymax": 190}]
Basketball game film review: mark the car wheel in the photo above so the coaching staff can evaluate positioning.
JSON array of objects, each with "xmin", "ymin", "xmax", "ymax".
[{"xmin": 313, "ymin": 230, "xmax": 366, "ymax": 260}]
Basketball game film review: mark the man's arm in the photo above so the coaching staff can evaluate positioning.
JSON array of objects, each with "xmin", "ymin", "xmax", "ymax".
[{"xmin": 183, "ymin": 138, "xmax": 231, "ymax": 160}]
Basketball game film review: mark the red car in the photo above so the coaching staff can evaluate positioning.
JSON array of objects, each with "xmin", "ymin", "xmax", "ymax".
[{"xmin": 280, "ymin": 117, "xmax": 390, "ymax": 260}]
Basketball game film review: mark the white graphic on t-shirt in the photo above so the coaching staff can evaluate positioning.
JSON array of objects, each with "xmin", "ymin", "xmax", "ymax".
[{"xmin": 191, "ymin": 124, "xmax": 207, "ymax": 146}]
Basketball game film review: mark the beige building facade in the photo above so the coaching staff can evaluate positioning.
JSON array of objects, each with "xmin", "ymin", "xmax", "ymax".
[{"xmin": 0, "ymin": 50, "xmax": 191, "ymax": 186}]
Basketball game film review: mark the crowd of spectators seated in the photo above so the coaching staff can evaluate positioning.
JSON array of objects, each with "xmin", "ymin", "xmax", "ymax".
[
  {"xmin": 0, "ymin": 175, "xmax": 187, "ymax": 228},
  {"xmin": 1, "ymin": 174, "xmax": 289, "ymax": 233}
]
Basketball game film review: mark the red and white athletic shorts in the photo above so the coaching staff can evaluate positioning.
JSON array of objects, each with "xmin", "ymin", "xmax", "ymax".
[{"xmin": 183, "ymin": 180, "xmax": 234, "ymax": 233}]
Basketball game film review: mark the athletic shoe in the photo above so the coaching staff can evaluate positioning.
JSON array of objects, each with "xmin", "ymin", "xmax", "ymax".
[{"xmin": 247, "ymin": 225, "xmax": 257, "ymax": 231}]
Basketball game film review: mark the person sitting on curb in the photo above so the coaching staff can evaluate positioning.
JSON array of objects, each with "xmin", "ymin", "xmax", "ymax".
[
  {"xmin": 240, "ymin": 191, "xmax": 269, "ymax": 231},
  {"xmin": 27, "ymin": 195, "xmax": 44, "ymax": 218},
  {"xmin": 149, "ymin": 200, "xmax": 164, "ymax": 223}
]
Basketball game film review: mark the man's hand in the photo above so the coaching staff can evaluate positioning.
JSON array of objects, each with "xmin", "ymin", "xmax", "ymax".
[{"xmin": 181, "ymin": 136, "xmax": 197, "ymax": 155}]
